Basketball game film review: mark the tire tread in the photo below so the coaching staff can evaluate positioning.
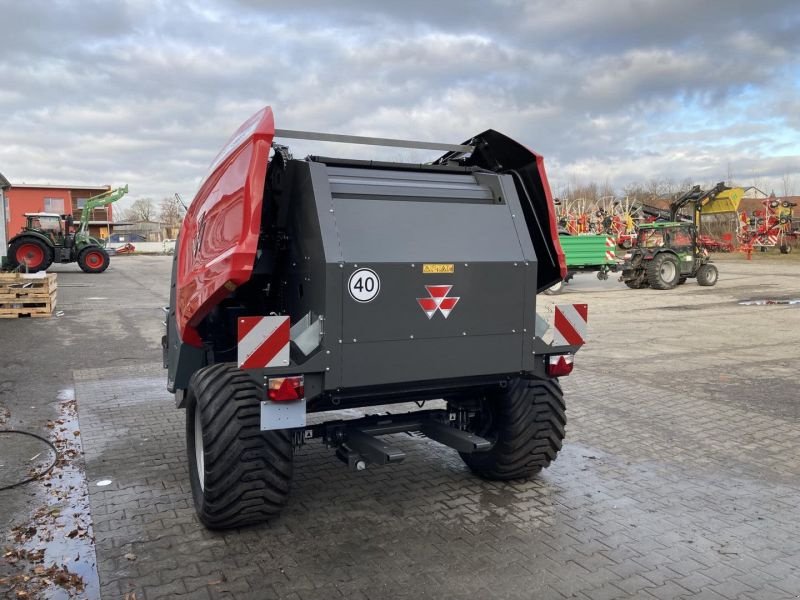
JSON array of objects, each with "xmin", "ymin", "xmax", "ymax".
[{"xmin": 187, "ymin": 363, "xmax": 293, "ymax": 529}]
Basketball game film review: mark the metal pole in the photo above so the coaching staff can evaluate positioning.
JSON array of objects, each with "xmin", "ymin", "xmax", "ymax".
[{"xmin": 273, "ymin": 129, "xmax": 474, "ymax": 154}]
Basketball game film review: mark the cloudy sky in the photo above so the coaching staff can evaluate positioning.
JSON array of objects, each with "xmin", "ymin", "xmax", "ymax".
[{"xmin": 1, "ymin": 0, "xmax": 798, "ymax": 211}]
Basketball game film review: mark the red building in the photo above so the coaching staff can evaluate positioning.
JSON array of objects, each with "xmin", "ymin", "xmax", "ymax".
[{"xmin": 4, "ymin": 183, "xmax": 114, "ymax": 241}]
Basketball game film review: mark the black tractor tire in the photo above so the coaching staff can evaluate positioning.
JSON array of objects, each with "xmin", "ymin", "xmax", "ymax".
[
  {"xmin": 460, "ymin": 378, "xmax": 565, "ymax": 480},
  {"xmin": 647, "ymin": 253, "xmax": 680, "ymax": 290},
  {"xmin": 780, "ymin": 244, "xmax": 792, "ymax": 255},
  {"xmin": 8, "ymin": 237, "xmax": 53, "ymax": 272},
  {"xmin": 696, "ymin": 264, "xmax": 719, "ymax": 287},
  {"xmin": 186, "ymin": 363, "xmax": 293, "ymax": 529},
  {"xmin": 623, "ymin": 270, "xmax": 648, "ymax": 289},
  {"xmin": 77, "ymin": 247, "xmax": 110, "ymax": 273}
]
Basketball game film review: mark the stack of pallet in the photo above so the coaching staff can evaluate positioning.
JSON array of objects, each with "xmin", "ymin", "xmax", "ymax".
[{"xmin": 0, "ymin": 272, "xmax": 58, "ymax": 318}]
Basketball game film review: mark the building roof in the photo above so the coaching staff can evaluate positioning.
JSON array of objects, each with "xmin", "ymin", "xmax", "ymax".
[{"xmin": 11, "ymin": 183, "xmax": 110, "ymax": 191}]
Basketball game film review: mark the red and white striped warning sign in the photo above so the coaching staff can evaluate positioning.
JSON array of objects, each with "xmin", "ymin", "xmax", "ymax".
[
  {"xmin": 605, "ymin": 237, "xmax": 617, "ymax": 262},
  {"xmin": 553, "ymin": 304, "xmax": 588, "ymax": 346},
  {"xmin": 753, "ymin": 234, "xmax": 778, "ymax": 246},
  {"xmin": 237, "ymin": 316, "xmax": 290, "ymax": 369}
]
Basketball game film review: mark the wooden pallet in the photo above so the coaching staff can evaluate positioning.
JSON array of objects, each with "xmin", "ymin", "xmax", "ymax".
[{"xmin": 0, "ymin": 273, "xmax": 58, "ymax": 318}]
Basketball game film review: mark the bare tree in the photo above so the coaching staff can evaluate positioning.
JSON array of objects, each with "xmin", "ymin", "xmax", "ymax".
[
  {"xmin": 781, "ymin": 173, "xmax": 794, "ymax": 198},
  {"xmin": 122, "ymin": 198, "xmax": 157, "ymax": 222},
  {"xmin": 159, "ymin": 196, "xmax": 185, "ymax": 229}
]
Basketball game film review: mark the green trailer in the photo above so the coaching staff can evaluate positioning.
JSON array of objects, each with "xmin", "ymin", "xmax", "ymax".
[{"xmin": 546, "ymin": 234, "xmax": 619, "ymax": 294}]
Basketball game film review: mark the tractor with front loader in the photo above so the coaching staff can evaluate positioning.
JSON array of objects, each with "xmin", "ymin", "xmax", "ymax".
[
  {"xmin": 5, "ymin": 185, "xmax": 128, "ymax": 273},
  {"xmin": 163, "ymin": 107, "xmax": 588, "ymax": 529},
  {"xmin": 620, "ymin": 183, "xmax": 732, "ymax": 290},
  {"xmin": 620, "ymin": 221, "xmax": 718, "ymax": 289}
]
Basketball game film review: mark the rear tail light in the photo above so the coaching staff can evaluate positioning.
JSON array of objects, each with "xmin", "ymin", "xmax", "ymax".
[
  {"xmin": 268, "ymin": 376, "xmax": 305, "ymax": 401},
  {"xmin": 547, "ymin": 355, "xmax": 574, "ymax": 377}
]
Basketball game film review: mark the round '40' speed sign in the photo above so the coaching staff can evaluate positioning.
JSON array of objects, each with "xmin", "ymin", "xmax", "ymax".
[{"xmin": 348, "ymin": 268, "xmax": 380, "ymax": 303}]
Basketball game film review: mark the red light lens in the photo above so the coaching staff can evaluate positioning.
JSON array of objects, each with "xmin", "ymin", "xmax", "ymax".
[
  {"xmin": 546, "ymin": 355, "xmax": 574, "ymax": 377},
  {"xmin": 268, "ymin": 376, "xmax": 305, "ymax": 401}
]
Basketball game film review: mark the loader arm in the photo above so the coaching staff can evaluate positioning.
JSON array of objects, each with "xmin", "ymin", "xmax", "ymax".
[{"xmin": 77, "ymin": 185, "xmax": 129, "ymax": 235}]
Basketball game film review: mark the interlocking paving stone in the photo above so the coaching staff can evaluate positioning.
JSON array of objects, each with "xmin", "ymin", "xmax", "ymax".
[{"xmin": 73, "ymin": 354, "xmax": 800, "ymax": 599}]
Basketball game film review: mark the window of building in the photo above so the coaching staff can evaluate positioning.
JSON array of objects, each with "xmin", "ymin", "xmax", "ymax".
[
  {"xmin": 77, "ymin": 198, "xmax": 88, "ymax": 209},
  {"xmin": 43, "ymin": 197, "xmax": 65, "ymax": 213}
]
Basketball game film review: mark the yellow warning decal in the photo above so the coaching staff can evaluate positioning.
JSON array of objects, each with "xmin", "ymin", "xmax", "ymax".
[{"xmin": 423, "ymin": 264, "xmax": 455, "ymax": 274}]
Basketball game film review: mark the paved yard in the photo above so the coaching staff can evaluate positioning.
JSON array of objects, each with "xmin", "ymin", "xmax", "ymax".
[{"xmin": 3, "ymin": 255, "xmax": 800, "ymax": 599}]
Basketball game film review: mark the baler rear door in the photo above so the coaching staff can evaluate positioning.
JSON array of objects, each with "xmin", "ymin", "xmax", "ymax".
[{"xmin": 318, "ymin": 162, "xmax": 538, "ymax": 388}]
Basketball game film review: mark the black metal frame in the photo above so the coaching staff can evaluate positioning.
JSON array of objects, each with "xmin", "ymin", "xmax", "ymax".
[{"xmin": 302, "ymin": 408, "xmax": 492, "ymax": 471}]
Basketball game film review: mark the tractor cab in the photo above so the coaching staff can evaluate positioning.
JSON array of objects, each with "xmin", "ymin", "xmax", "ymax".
[
  {"xmin": 23, "ymin": 213, "xmax": 67, "ymax": 244},
  {"xmin": 636, "ymin": 223, "xmax": 698, "ymax": 261}
]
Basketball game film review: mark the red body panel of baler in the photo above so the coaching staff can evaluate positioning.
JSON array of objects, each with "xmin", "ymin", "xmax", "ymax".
[{"xmin": 176, "ymin": 107, "xmax": 275, "ymax": 347}]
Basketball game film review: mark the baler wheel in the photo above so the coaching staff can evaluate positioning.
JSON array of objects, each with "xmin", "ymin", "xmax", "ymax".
[
  {"xmin": 647, "ymin": 253, "xmax": 679, "ymax": 290},
  {"xmin": 460, "ymin": 378, "xmax": 565, "ymax": 480},
  {"xmin": 186, "ymin": 363, "xmax": 293, "ymax": 529},
  {"xmin": 543, "ymin": 280, "xmax": 563, "ymax": 295}
]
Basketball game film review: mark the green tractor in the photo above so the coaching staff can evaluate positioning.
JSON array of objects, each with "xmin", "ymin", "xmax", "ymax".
[
  {"xmin": 620, "ymin": 222, "xmax": 718, "ymax": 289},
  {"xmin": 6, "ymin": 185, "xmax": 128, "ymax": 274}
]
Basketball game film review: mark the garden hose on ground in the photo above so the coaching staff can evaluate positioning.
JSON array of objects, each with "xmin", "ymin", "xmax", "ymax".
[{"xmin": 0, "ymin": 430, "xmax": 58, "ymax": 491}]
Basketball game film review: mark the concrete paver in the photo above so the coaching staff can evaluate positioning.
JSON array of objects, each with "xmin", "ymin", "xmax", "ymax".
[
  {"xmin": 67, "ymin": 255, "xmax": 800, "ymax": 599},
  {"xmin": 4, "ymin": 254, "xmax": 800, "ymax": 599}
]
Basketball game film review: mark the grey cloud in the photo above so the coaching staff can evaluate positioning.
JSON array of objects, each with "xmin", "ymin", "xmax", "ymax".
[{"xmin": 0, "ymin": 0, "xmax": 797, "ymax": 206}]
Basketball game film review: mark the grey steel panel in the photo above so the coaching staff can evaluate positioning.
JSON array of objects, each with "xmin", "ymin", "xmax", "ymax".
[
  {"xmin": 286, "ymin": 162, "xmax": 343, "ymax": 387},
  {"xmin": 341, "ymin": 262, "xmax": 526, "ymax": 342},
  {"xmin": 340, "ymin": 334, "xmax": 523, "ymax": 388},
  {"xmin": 331, "ymin": 200, "xmax": 527, "ymax": 263},
  {"xmin": 328, "ymin": 168, "xmax": 495, "ymax": 203}
]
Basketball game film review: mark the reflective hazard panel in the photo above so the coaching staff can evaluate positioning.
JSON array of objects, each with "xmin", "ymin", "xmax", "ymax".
[
  {"xmin": 237, "ymin": 316, "xmax": 290, "ymax": 369},
  {"xmin": 553, "ymin": 304, "xmax": 588, "ymax": 346}
]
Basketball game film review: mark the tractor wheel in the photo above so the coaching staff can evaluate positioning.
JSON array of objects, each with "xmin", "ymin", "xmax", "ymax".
[
  {"xmin": 647, "ymin": 254, "xmax": 680, "ymax": 290},
  {"xmin": 780, "ymin": 245, "xmax": 792, "ymax": 254},
  {"xmin": 544, "ymin": 280, "xmax": 564, "ymax": 295},
  {"xmin": 696, "ymin": 264, "xmax": 719, "ymax": 287},
  {"xmin": 459, "ymin": 378, "xmax": 565, "ymax": 480},
  {"xmin": 186, "ymin": 363, "xmax": 293, "ymax": 529},
  {"xmin": 623, "ymin": 271, "xmax": 648, "ymax": 289},
  {"xmin": 77, "ymin": 247, "xmax": 110, "ymax": 273},
  {"xmin": 9, "ymin": 238, "xmax": 52, "ymax": 272}
]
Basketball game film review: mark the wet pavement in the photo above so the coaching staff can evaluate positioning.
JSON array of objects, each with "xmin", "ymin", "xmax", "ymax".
[
  {"xmin": 2, "ymin": 254, "xmax": 800, "ymax": 599},
  {"xmin": 0, "ymin": 257, "xmax": 167, "ymax": 598}
]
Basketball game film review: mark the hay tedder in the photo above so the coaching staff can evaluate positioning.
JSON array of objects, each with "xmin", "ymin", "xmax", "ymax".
[
  {"xmin": 163, "ymin": 106, "xmax": 588, "ymax": 529},
  {"xmin": 739, "ymin": 197, "xmax": 797, "ymax": 254}
]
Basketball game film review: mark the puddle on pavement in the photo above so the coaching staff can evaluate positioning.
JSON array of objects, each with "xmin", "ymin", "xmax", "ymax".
[
  {"xmin": 738, "ymin": 298, "xmax": 800, "ymax": 306},
  {"xmin": 1, "ymin": 389, "xmax": 100, "ymax": 599}
]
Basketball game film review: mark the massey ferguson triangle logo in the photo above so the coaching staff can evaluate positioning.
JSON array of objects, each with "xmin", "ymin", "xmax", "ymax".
[{"xmin": 417, "ymin": 285, "xmax": 460, "ymax": 319}]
